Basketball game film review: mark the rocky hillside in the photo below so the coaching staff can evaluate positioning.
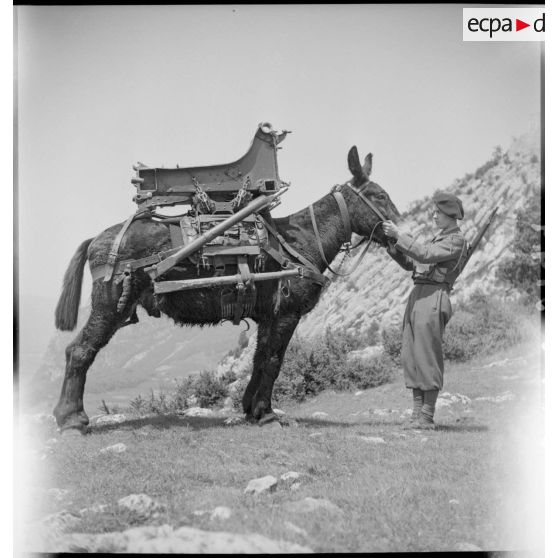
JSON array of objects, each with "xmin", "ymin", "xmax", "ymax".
[{"xmin": 297, "ymin": 131, "xmax": 541, "ymax": 339}]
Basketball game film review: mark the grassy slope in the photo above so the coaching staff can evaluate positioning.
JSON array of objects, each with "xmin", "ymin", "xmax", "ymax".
[{"xmin": 20, "ymin": 341, "xmax": 544, "ymax": 553}]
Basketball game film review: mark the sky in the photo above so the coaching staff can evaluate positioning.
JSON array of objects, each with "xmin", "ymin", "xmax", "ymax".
[{"xmin": 16, "ymin": 4, "xmax": 541, "ymax": 306}]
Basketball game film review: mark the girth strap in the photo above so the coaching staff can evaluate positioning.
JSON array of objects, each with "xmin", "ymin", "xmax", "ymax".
[{"xmin": 258, "ymin": 217, "xmax": 329, "ymax": 287}]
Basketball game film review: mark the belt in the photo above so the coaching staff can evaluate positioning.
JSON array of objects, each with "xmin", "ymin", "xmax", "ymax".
[{"xmin": 413, "ymin": 278, "xmax": 450, "ymax": 291}]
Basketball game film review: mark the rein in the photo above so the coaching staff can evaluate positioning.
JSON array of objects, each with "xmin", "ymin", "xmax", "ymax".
[{"xmin": 308, "ymin": 181, "xmax": 388, "ymax": 277}]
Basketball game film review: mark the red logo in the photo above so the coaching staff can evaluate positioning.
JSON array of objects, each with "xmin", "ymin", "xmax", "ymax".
[{"xmin": 516, "ymin": 19, "xmax": 530, "ymax": 31}]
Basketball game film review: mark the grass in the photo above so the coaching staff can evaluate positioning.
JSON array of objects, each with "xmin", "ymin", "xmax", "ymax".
[{"xmin": 19, "ymin": 341, "xmax": 544, "ymax": 553}]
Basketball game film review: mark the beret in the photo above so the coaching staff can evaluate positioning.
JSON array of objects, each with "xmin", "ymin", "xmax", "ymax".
[{"xmin": 433, "ymin": 192, "xmax": 464, "ymax": 220}]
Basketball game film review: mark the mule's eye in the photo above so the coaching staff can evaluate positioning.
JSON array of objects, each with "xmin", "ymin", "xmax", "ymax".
[{"xmin": 376, "ymin": 193, "xmax": 387, "ymax": 200}]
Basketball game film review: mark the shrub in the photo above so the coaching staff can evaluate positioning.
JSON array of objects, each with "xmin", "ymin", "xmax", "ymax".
[
  {"xmin": 192, "ymin": 370, "xmax": 229, "ymax": 408},
  {"xmin": 271, "ymin": 328, "xmax": 395, "ymax": 404},
  {"xmin": 381, "ymin": 325, "xmax": 402, "ymax": 364},
  {"xmin": 443, "ymin": 291, "xmax": 533, "ymax": 361},
  {"xmin": 496, "ymin": 189, "xmax": 542, "ymax": 304}
]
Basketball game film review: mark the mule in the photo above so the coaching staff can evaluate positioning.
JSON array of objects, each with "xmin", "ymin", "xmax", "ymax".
[{"xmin": 53, "ymin": 146, "xmax": 400, "ymax": 432}]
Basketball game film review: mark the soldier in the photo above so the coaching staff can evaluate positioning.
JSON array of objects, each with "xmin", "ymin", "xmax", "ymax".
[{"xmin": 382, "ymin": 192, "xmax": 467, "ymax": 430}]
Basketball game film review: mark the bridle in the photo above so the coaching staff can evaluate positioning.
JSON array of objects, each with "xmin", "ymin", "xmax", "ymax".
[{"xmin": 308, "ymin": 179, "xmax": 389, "ymax": 277}]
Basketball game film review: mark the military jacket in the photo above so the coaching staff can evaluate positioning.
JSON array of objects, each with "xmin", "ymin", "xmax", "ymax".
[{"xmin": 388, "ymin": 225, "xmax": 467, "ymax": 289}]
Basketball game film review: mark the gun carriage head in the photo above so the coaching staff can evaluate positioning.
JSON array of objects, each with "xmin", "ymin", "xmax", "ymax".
[{"xmin": 130, "ymin": 122, "xmax": 290, "ymax": 214}]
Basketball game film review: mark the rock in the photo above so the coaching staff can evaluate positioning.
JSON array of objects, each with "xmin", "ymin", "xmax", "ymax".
[
  {"xmin": 244, "ymin": 475, "xmax": 278, "ymax": 495},
  {"xmin": 118, "ymin": 494, "xmax": 165, "ymax": 519},
  {"xmin": 449, "ymin": 499, "xmax": 460, "ymax": 505},
  {"xmin": 284, "ymin": 521, "xmax": 308, "ymax": 537},
  {"xmin": 273, "ymin": 408, "xmax": 286, "ymax": 416},
  {"xmin": 95, "ymin": 414, "xmax": 127, "ymax": 425},
  {"xmin": 311, "ymin": 412, "xmax": 328, "ymax": 419},
  {"xmin": 309, "ymin": 433, "xmax": 323, "ymax": 438},
  {"xmin": 455, "ymin": 542, "xmax": 482, "ymax": 551},
  {"xmin": 354, "ymin": 391, "xmax": 363, "ymax": 396},
  {"xmin": 420, "ymin": 437, "xmax": 429, "ymax": 443},
  {"xmin": 437, "ymin": 399, "xmax": 452, "ymax": 408},
  {"xmin": 100, "ymin": 443, "xmax": 127, "ymax": 454},
  {"xmin": 40, "ymin": 511, "xmax": 81, "ymax": 535},
  {"xmin": 439, "ymin": 392, "xmax": 472, "ymax": 405},
  {"xmin": 183, "ymin": 407, "xmax": 214, "ymax": 417},
  {"xmin": 372, "ymin": 409, "xmax": 389, "ymax": 416},
  {"xmin": 210, "ymin": 506, "xmax": 232, "ymax": 521},
  {"xmin": 286, "ymin": 497, "xmax": 342, "ymax": 514},
  {"xmin": 290, "ymin": 482, "xmax": 302, "ymax": 491},
  {"xmin": 357, "ymin": 436, "xmax": 386, "ymax": 444},
  {"xmin": 124, "ymin": 525, "xmax": 312, "ymax": 554},
  {"xmin": 281, "ymin": 471, "xmax": 301, "ymax": 482}
]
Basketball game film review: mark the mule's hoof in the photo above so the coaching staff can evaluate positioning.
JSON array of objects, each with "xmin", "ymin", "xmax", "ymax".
[
  {"xmin": 258, "ymin": 412, "xmax": 279, "ymax": 426},
  {"xmin": 244, "ymin": 413, "xmax": 258, "ymax": 424}
]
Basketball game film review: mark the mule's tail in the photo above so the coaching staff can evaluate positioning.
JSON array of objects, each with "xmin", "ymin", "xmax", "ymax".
[{"xmin": 55, "ymin": 238, "xmax": 94, "ymax": 331}]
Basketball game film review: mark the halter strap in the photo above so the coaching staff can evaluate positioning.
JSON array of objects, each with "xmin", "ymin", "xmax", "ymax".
[{"xmin": 347, "ymin": 182, "xmax": 388, "ymax": 222}]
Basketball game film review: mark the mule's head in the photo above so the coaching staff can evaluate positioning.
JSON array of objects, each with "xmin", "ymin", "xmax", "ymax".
[{"xmin": 341, "ymin": 146, "xmax": 400, "ymax": 245}]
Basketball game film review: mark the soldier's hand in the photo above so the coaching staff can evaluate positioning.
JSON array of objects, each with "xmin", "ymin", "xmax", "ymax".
[{"xmin": 382, "ymin": 220, "xmax": 399, "ymax": 240}]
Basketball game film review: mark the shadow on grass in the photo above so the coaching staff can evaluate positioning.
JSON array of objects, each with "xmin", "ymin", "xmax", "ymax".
[{"xmin": 89, "ymin": 414, "xmax": 489, "ymax": 435}]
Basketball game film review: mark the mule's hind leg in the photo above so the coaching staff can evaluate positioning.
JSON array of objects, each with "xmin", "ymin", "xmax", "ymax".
[
  {"xmin": 53, "ymin": 286, "xmax": 122, "ymax": 433},
  {"xmin": 244, "ymin": 314, "xmax": 300, "ymax": 423}
]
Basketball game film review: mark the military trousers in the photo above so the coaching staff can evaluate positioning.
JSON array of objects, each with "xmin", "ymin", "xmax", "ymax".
[{"xmin": 401, "ymin": 283, "xmax": 452, "ymax": 391}]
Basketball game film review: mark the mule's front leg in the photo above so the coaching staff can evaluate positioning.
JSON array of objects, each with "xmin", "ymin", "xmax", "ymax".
[
  {"xmin": 248, "ymin": 315, "xmax": 300, "ymax": 423},
  {"xmin": 54, "ymin": 306, "xmax": 120, "ymax": 433}
]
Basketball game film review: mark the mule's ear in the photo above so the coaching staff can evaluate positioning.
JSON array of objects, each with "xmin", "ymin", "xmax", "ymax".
[
  {"xmin": 362, "ymin": 153, "xmax": 373, "ymax": 177},
  {"xmin": 348, "ymin": 146, "xmax": 363, "ymax": 179}
]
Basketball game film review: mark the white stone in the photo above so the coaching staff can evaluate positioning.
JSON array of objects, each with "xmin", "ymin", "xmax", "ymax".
[
  {"xmin": 118, "ymin": 494, "xmax": 165, "ymax": 518},
  {"xmin": 354, "ymin": 391, "xmax": 364, "ymax": 396},
  {"xmin": 311, "ymin": 411, "xmax": 328, "ymax": 419},
  {"xmin": 244, "ymin": 475, "xmax": 278, "ymax": 495},
  {"xmin": 273, "ymin": 408, "xmax": 286, "ymax": 416},
  {"xmin": 100, "ymin": 443, "xmax": 127, "ymax": 454},
  {"xmin": 449, "ymin": 499, "xmax": 460, "ymax": 505},
  {"xmin": 358, "ymin": 436, "xmax": 386, "ymax": 444},
  {"xmin": 309, "ymin": 433, "xmax": 323, "ymax": 438},
  {"xmin": 95, "ymin": 414, "xmax": 127, "ymax": 425},
  {"xmin": 210, "ymin": 506, "xmax": 232, "ymax": 521},
  {"xmin": 373, "ymin": 409, "xmax": 389, "ymax": 416}
]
